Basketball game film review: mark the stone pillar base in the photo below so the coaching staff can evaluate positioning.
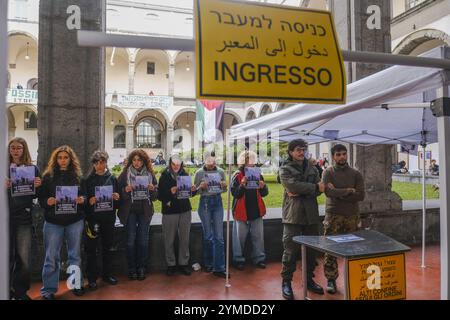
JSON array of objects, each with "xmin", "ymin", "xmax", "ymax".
[{"xmin": 359, "ymin": 191, "xmax": 402, "ymax": 213}]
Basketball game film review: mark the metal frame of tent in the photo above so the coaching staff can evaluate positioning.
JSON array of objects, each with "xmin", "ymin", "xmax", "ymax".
[{"xmin": 1, "ymin": 4, "xmax": 450, "ymax": 298}]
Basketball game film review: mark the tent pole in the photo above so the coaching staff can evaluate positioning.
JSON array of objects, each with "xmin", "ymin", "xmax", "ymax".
[
  {"xmin": 225, "ymin": 163, "xmax": 232, "ymax": 288},
  {"xmin": 77, "ymin": 31, "xmax": 450, "ymax": 69},
  {"xmin": 432, "ymin": 92, "xmax": 450, "ymax": 300},
  {"xmin": 421, "ymin": 144, "xmax": 427, "ymax": 268},
  {"xmin": 0, "ymin": 0, "xmax": 9, "ymax": 301}
]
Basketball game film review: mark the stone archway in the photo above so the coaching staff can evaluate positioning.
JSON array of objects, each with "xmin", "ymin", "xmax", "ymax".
[{"xmin": 393, "ymin": 29, "xmax": 450, "ymax": 55}]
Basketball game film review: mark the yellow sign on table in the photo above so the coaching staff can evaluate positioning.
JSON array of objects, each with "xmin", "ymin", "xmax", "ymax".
[
  {"xmin": 194, "ymin": 0, "xmax": 346, "ymax": 103},
  {"xmin": 347, "ymin": 253, "xmax": 406, "ymax": 300}
]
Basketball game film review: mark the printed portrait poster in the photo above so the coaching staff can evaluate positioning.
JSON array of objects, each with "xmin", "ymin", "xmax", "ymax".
[
  {"xmin": 131, "ymin": 175, "xmax": 150, "ymax": 201},
  {"xmin": 205, "ymin": 172, "xmax": 222, "ymax": 193},
  {"xmin": 95, "ymin": 185, "xmax": 113, "ymax": 212},
  {"xmin": 244, "ymin": 167, "xmax": 261, "ymax": 189},
  {"xmin": 10, "ymin": 166, "xmax": 35, "ymax": 197},
  {"xmin": 177, "ymin": 176, "xmax": 192, "ymax": 199},
  {"xmin": 55, "ymin": 186, "xmax": 78, "ymax": 214}
]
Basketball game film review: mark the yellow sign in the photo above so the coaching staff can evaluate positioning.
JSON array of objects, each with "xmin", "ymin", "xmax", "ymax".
[
  {"xmin": 347, "ymin": 253, "xmax": 406, "ymax": 300},
  {"xmin": 194, "ymin": 0, "xmax": 346, "ymax": 103}
]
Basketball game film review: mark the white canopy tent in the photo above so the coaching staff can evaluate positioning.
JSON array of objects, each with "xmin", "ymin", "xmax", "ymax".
[
  {"xmin": 229, "ymin": 48, "xmax": 448, "ymax": 144},
  {"xmin": 229, "ymin": 46, "xmax": 450, "ymax": 298}
]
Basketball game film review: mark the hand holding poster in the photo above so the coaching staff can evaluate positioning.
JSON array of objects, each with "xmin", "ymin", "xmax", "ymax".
[
  {"xmin": 10, "ymin": 166, "xmax": 36, "ymax": 197},
  {"xmin": 244, "ymin": 167, "xmax": 261, "ymax": 189},
  {"xmin": 131, "ymin": 176, "xmax": 150, "ymax": 201},
  {"xmin": 55, "ymin": 186, "xmax": 78, "ymax": 214},
  {"xmin": 95, "ymin": 185, "xmax": 113, "ymax": 212},
  {"xmin": 205, "ymin": 172, "xmax": 222, "ymax": 193},
  {"xmin": 177, "ymin": 176, "xmax": 192, "ymax": 199}
]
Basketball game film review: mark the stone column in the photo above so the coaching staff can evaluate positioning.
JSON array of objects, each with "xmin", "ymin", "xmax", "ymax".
[
  {"xmin": 166, "ymin": 124, "xmax": 174, "ymax": 157},
  {"xmin": 126, "ymin": 122, "xmax": 134, "ymax": 153},
  {"xmin": 331, "ymin": 0, "xmax": 401, "ymax": 212},
  {"xmin": 128, "ymin": 58, "xmax": 135, "ymax": 95},
  {"xmin": 168, "ymin": 58, "xmax": 176, "ymax": 96},
  {"xmin": 38, "ymin": 0, "xmax": 105, "ymax": 173}
]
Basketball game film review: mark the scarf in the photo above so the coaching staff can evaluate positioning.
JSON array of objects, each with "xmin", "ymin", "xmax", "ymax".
[{"xmin": 127, "ymin": 165, "xmax": 152, "ymax": 185}]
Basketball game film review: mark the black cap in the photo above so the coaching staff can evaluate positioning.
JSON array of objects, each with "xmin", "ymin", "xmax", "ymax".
[{"xmin": 288, "ymin": 139, "xmax": 308, "ymax": 152}]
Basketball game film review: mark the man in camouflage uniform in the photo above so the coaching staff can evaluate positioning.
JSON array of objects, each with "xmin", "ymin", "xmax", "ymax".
[
  {"xmin": 322, "ymin": 144, "xmax": 365, "ymax": 294},
  {"xmin": 279, "ymin": 139, "xmax": 325, "ymax": 300}
]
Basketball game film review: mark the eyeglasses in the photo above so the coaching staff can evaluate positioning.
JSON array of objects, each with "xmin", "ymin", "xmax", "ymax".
[
  {"xmin": 10, "ymin": 146, "xmax": 23, "ymax": 151},
  {"xmin": 335, "ymin": 152, "xmax": 347, "ymax": 157}
]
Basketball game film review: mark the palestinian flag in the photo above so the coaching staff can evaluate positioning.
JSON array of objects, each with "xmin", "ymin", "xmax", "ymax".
[{"xmin": 195, "ymin": 100, "xmax": 225, "ymax": 143}]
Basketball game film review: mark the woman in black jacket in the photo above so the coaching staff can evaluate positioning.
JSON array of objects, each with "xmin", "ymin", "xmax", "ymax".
[
  {"xmin": 83, "ymin": 150, "xmax": 120, "ymax": 290},
  {"xmin": 6, "ymin": 137, "xmax": 41, "ymax": 300},
  {"xmin": 158, "ymin": 155, "xmax": 197, "ymax": 276},
  {"xmin": 38, "ymin": 145, "xmax": 86, "ymax": 300},
  {"xmin": 117, "ymin": 149, "xmax": 157, "ymax": 281}
]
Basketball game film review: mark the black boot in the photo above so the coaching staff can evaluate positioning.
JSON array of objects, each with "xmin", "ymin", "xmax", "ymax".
[
  {"xmin": 307, "ymin": 278, "xmax": 324, "ymax": 295},
  {"xmin": 282, "ymin": 280, "xmax": 294, "ymax": 300},
  {"xmin": 327, "ymin": 280, "xmax": 337, "ymax": 294}
]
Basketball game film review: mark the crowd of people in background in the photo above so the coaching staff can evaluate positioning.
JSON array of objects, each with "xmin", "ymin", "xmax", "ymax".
[{"xmin": 7, "ymin": 136, "xmax": 366, "ymax": 300}]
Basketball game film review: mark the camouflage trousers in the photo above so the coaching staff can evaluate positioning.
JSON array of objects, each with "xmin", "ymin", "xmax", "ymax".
[{"xmin": 323, "ymin": 214, "xmax": 360, "ymax": 281}]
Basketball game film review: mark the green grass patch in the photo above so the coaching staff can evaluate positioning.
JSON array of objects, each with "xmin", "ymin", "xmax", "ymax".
[{"xmin": 112, "ymin": 169, "xmax": 438, "ymax": 213}]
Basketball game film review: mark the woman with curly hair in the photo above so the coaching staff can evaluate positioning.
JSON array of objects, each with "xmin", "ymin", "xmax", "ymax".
[
  {"xmin": 118, "ymin": 149, "xmax": 158, "ymax": 281},
  {"xmin": 38, "ymin": 145, "xmax": 86, "ymax": 300}
]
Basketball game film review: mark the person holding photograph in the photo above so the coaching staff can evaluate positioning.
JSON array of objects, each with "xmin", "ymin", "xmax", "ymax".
[
  {"xmin": 5, "ymin": 138, "xmax": 41, "ymax": 300},
  {"xmin": 193, "ymin": 151, "xmax": 228, "ymax": 278},
  {"xmin": 117, "ymin": 149, "xmax": 157, "ymax": 281},
  {"xmin": 83, "ymin": 150, "xmax": 120, "ymax": 290},
  {"xmin": 38, "ymin": 145, "xmax": 86, "ymax": 300},
  {"xmin": 231, "ymin": 150, "xmax": 268, "ymax": 271},
  {"xmin": 158, "ymin": 154, "xmax": 197, "ymax": 276}
]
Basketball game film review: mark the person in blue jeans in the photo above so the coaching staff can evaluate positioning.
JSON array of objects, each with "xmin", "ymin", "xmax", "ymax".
[
  {"xmin": 231, "ymin": 150, "xmax": 268, "ymax": 271},
  {"xmin": 38, "ymin": 145, "xmax": 86, "ymax": 300},
  {"xmin": 117, "ymin": 149, "xmax": 158, "ymax": 281},
  {"xmin": 194, "ymin": 151, "xmax": 228, "ymax": 278}
]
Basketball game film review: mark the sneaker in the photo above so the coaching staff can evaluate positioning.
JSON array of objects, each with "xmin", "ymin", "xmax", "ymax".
[
  {"xmin": 128, "ymin": 271, "xmax": 137, "ymax": 280},
  {"xmin": 213, "ymin": 271, "xmax": 230, "ymax": 279},
  {"xmin": 233, "ymin": 262, "xmax": 245, "ymax": 271},
  {"xmin": 88, "ymin": 281, "xmax": 98, "ymax": 290},
  {"xmin": 166, "ymin": 266, "xmax": 177, "ymax": 276},
  {"xmin": 204, "ymin": 266, "xmax": 213, "ymax": 273},
  {"xmin": 102, "ymin": 275, "xmax": 118, "ymax": 285},
  {"xmin": 255, "ymin": 262, "xmax": 266, "ymax": 269},
  {"xmin": 15, "ymin": 294, "xmax": 32, "ymax": 300},
  {"xmin": 327, "ymin": 280, "xmax": 337, "ymax": 294},
  {"xmin": 179, "ymin": 265, "xmax": 192, "ymax": 276},
  {"xmin": 72, "ymin": 288, "xmax": 85, "ymax": 297},
  {"xmin": 137, "ymin": 268, "xmax": 146, "ymax": 281},
  {"xmin": 42, "ymin": 293, "xmax": 55, "ymax": 300}
]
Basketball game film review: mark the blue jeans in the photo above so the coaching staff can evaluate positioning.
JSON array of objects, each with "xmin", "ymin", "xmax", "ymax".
[
  {"xmin": 41, "ymin": 219, "xmax": 84, "ymax": 297},
  {"xmin": 10, "ymin": 223, "xmax": 32, "ymax": 297},
  {"xmin": 126, "ymin": 212, "xmax": 151, "ymax": 272},
  {"xmin": 198, "ymin": 194, "xmax": 225, "ymax": 272},
  {"xmin": 232, "ymin": 218, "xmax": 266, "ymax": 264}
]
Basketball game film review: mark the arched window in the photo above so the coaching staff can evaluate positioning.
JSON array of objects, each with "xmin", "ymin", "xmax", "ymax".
[
  {"xmin": 246, "ymin": 111, "xmax": 256, "ymax": 121},
  {"xmin": 135, "ymin": 118, "xmax": 162, "ymax": 148},
  {"xmin": 24, "ymin": 111, "xmax": 37, "ymax": 130},
  {"xmin": 113, "ymin": 125, "xmax": 126, "ymax": 148},
  {"xmin": 260, "ymin": 104, "xmax": 272, "ymax": 117},
  {"xmin": 27, "ymin": 78, "xmax": 38, "ymax": 90}
]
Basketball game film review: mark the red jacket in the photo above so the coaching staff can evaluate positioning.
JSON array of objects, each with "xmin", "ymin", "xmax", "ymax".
[{"xmin": 231, "ymin": 170, "xmax": 267, "ymax": 222}]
